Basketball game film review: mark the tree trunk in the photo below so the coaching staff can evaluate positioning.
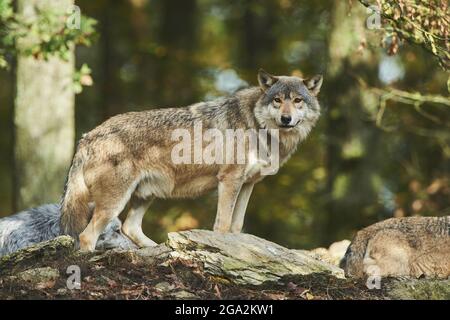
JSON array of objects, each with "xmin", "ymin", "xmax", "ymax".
[
  {"xmin": 322, "ymin": 1, "xmax": 380, "ymax": 244},
  {"xmin": 14, "ymin": 0, "xmax": 75, "ymax": 209}
]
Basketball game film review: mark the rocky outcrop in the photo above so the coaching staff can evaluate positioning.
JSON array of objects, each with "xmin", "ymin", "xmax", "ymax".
[
  {"xmin": 166, "ymin": 230, "xmax": 344, "ymax": 285},
  {"xmin": 0, "ymin": 230, "xmax": 448, "ymax": 300},
  {"xmin": 0, "ymin": 235, "xmax": 74, "ymax": 275}
]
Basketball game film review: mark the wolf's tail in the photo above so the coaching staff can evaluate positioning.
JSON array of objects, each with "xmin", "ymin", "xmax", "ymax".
[{"xmin": 60, "ymin": 143, "xmax": 91, "ymax": 238}]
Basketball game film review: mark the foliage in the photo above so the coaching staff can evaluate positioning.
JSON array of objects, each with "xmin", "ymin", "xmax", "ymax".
[
  {"xmin": 0, "ymin": 0, "xmax": 96, "ymax": 89},
  {"xmin": 360, "ymin": 0, "xmax": 449, "ymax": 70},
  {"xmin": 358, "ymin": 0, "xmax": 449, "ymax": 141},
  {"xmin": 0, "ymin": 0, "xmax": 13, "ymax": 68},
  {"xmin": 355, "ymin": 1, "xmax": 449, "ymax": 223},
  {"xmin": 73, "ymin": 63, "xmax": 93, "ymax": 93}
]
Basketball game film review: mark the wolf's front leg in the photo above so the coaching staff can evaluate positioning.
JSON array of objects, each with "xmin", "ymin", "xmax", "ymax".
[
  {"xmin": 213, "ymin": 175, "xmax": 244, "ymax": 233},
  {"xmin": 230, "ymin": 183, "xmax": 254, "ymax": 233}
]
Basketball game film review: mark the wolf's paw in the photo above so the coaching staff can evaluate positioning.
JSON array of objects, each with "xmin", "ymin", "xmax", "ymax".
[
  {"xmin": 213, "ymin": 225, "xmax": 231, "ymax": 234},
  {"xmin": 122, "ymin": 227, "xmax": 157, "ymax": 248},
  {"xmin": 79, "ymin": 233, "xmax": 97, "ymax": 252},
  {"xmin": 137, "ymin": 237, "xmax": 158, "ymax": 248}
]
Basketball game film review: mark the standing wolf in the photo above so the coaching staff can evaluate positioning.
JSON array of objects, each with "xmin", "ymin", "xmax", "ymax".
[{"xmin": 61, "ymin": 69, "xmax": 323, "ymax": 251}]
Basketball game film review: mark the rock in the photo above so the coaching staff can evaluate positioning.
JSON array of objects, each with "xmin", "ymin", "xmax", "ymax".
[
  {"xmin": 0, "ymin": 236, "xmax": 74, "ymax": 275},
  {"xmin": 296, "ymin": 240, "xmax": 351, "ymax": 267},
  {"xmin": 89, "ymin": 248, "xmax": 141, "ymax": 265},
  {"xmin": 56, "ymin": 288, "xmax": 69, "ymax": 295},
  {"xmin": 136, "ymin": 244, "xmax": 172, "ymax": 263},
  {"xmin": 167, "ymin": 229, "xmax": 345, "ymax": 285},
  {"xmin": 88, "ymin": 244, "xmax": 171, "ymax": 266},
  {"xmin": 170, "ymin": 290, "xmax": 198, "ymax": 299},
  {"xmin": 387, "ymin": 278, "xmax": 450, "ymax": 300},
  {"xmin": 154, "ymin": 281, "xmax": 176, "ymax": 293},
  {"xmin": 15, "ymin": 267, "xmax": 60, "ymax": 289},
  {"xmin": 328, "ymin": 239, "xmax": 351, "ymax": 264},
  {"xmin": 305, "ymin": 247, "xmax": 335, "ymax": 265},
  {"xmin": 153, "ymin": 281, "xmax": 198, "ymax": 299}
]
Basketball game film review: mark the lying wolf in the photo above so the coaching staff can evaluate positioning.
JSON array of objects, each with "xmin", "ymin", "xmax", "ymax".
[
  {"xmin": 60, "ymin": 69, "xmax": 323, "ymax": 251},
  {"xmin": 341, "ymin": 216, "xmax": 450, "ymax": 278},
  {"xmin": 0, "ymin": 204, "xmax": 136, "ymax": 257}
]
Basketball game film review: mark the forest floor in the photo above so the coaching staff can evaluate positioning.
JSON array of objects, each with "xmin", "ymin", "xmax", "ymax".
[
  {"xmin": 0, "ymin": 252, "xmax": 385, "ymax": 300},
  {"xmin": 0, "ymin": 231, "xmax": 447, "ymax": 300}
]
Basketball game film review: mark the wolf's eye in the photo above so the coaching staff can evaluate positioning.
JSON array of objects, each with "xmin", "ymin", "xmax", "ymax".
[
  {"xmin": 294, "ymin": 98, "xmax": 302, "ymax": 103},
  {"xmin": 273, "ymin": 98, "xmax": 281, "ymax": 103}
]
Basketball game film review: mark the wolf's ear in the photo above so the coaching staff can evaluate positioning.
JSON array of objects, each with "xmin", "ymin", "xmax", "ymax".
[
  {"xmin": 258, "ymin": 69, "xmax": 278, "ymax": 91},
  {"xmin": 304, "ymin": 75, "xmax": 323, "ymax": 96}
]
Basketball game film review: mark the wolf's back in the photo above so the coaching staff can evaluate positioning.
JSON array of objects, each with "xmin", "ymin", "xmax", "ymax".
[{"xmin": 60, "ymin": 143, "xmax": 91, "ymax": 238}]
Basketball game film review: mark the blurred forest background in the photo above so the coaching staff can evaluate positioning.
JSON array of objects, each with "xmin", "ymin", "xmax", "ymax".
[{"xmin": 0, "ymin": 0, "xmax": 448, "ymax": 249}]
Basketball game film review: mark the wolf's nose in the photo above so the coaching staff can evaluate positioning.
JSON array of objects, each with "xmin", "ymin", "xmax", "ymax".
[{"xmin": 281, "ymin": 115, "xmax": 292, "ymax": 125}]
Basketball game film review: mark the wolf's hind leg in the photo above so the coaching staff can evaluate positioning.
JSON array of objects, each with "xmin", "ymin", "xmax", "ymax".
[
  {"xmin": 122, "ymin": 196, "xmax": 157, "ymax": 247},
  {"xmin": 230, "ymin": 183, "xmax": 254, "ymax": 233},
  {"xmin": 79, "ymin": 204, "xmax": 126, "ymax": 252}
]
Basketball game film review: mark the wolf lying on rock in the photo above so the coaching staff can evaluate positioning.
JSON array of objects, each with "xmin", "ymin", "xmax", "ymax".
[{"xmin": 0, "ymin": 204, "xmax": 137, "ymax": 257}]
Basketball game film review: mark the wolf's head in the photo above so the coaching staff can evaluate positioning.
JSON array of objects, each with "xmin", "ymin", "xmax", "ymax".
[
  {"xmin": 96, "ymin": 218, "xmax": 138, "ymax": 250},
  {"xmin": 254, "ymin": 69, "xmax": 322, "ymax": 134}
]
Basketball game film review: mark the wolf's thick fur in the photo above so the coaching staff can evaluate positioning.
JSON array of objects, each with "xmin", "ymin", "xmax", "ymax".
[
  {"xmin": 60, "ymin": 70, "xmax": 323, "ymax": 251},
  {"xmin": 341, "ymin": 216, "xmax": 450, "ymax": 278},
  {"xmin": 61, "ymin": 147, "xmax": 91, "ymax": 240},
  {"xmin": 0, "ymin": 204, "xmax": 136, "ymax": 257}
]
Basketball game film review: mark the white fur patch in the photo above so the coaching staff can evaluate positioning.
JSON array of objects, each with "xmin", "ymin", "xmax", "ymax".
[
  {"xmin": 244, "ymin": 149, "xmax": 268, "ymax": 179},
  {"xmin": 0, "ymin": 219, "xmax": 24, "ymax": 249}
]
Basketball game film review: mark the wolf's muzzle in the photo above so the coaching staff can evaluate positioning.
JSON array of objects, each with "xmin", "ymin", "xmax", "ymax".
[{"xmin": 280, "ymin": 115, "xmax": 292, "ymax": 125}]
